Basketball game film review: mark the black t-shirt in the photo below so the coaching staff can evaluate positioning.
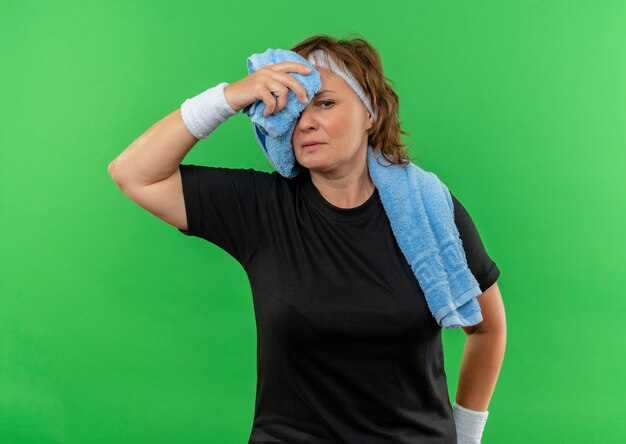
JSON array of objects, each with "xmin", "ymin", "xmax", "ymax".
[{"xmin": 177, "ymin": 164, "xmax": 500, "ymax": 443}]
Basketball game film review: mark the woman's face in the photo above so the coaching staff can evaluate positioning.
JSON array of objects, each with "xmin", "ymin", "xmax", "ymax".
[{"xmin": 291, "ymin": 67, "xmax": 373, "ymax": 175}]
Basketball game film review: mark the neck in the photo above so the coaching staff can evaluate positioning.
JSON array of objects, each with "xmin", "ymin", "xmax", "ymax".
[{"xmin": 309, "ymin": 166, "xmax": 375, "ymax": 209}]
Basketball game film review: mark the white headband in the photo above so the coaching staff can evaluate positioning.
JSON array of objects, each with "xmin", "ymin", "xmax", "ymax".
[{"xmin": 306, "ymin": 49, "xmax": 377, "ymax": 123}]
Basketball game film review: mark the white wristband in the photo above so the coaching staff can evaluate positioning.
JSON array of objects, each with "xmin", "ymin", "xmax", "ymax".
[
  {"xmin": 180, "ymin": 81, "xmax": 237, "ymax": 140},
  {"xmin": 452, "ymin": 402, "xmax": 489, "ymax": 443}
]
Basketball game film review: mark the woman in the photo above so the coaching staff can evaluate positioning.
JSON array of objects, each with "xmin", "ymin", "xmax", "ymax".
[{"xmin": 108, "ymin": 34, "xmax": 506, "ymax": 444}]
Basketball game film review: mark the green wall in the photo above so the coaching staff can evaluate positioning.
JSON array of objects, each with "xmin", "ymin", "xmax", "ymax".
[{"xmin": 1, "ymin": 0, "xmax": 624, "ymax": 442}]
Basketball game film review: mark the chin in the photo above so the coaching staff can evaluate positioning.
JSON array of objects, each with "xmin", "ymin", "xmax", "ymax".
[
  {"xmin": 303, "ymin": 162, "xmax": 337, "ymax": 174},
  {"xmin": 297, "ymin": 155, "xmax": 325, "ymax": 168},
  {"xmin": 296, "ymin": 150, "xmax": 340, "ymax": 173}
]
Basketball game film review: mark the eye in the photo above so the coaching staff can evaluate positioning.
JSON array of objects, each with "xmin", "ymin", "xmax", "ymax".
[{"xmin": 317, "ymin": 100, "xmax": 334, "ymax": 108}]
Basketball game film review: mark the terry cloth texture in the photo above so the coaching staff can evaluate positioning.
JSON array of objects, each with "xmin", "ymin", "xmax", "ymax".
[{"xmin": 241, "ymin": 48, "xmax": 497, "ymax": 328}]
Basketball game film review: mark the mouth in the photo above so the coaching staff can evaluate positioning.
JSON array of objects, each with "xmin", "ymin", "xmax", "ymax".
[{"xmin": 302, "ymin": 143, "xmax": 326, "ymax": 150}]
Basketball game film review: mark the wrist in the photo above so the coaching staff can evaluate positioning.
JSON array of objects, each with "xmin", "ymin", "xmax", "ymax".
[
  {"xmin": 180, "ymin": 82, "xmax": 237, "ymax": 140},
  {"xmin": 223, "ymin": 84, "xmax": 242, "ymax": 113},
  {"xmin": 453, "ymin": 402, "xmax": 489, "ymax": 443}
]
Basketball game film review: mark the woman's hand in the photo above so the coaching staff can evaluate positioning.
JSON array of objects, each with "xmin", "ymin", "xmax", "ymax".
[{"xmin": 224, "ymin": 62, "xmax": 312, "ymax": 116}]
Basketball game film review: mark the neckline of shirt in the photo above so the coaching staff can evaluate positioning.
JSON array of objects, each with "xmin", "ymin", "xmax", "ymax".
[{"xmin": 300, "ymin": 171, "xmax": 380, "ymax": 223}]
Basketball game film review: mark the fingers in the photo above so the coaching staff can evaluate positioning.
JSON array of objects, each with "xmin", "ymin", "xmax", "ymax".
[
  {"xmin": 275, "ymin": 71, "xmax": 309, "ymax": 104},
  {"xmin": 274, "ymin": 87, "xmax": 288, "ymax": 114},
  {"xmin": 272, "ymin": 62, "xmax": 312, "ymax": 75},
  {"xmin": 261, "ymin": 88, "xmax": 277, "ymax": 117},
  {"xmin": 256, "ymin": 62, "xmax": 313, "ymax": 117},
  {"xmin": 269, "ymin": 62, "xmax": 311, "ymax": 103},
  {"xmin": 267, "ymin": 63, "xmax": 311, "ymax": 102},
  {"xmin": 261, "ymin": 84, "xmax": 288, "ymax": 117},
  {"xmin": 261, "ymin": 71, "xmax": 311, "ymax": 117}
]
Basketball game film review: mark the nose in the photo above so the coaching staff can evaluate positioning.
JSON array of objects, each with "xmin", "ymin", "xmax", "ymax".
[{"xmin": 296, "ymin": 102, "xmax": 319, "ymax": 132}]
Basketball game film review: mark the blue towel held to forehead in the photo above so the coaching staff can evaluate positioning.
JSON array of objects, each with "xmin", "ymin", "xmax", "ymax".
[
  {"xmin": 242, "ymin": 48, "xmax": 321, "ymax": 179},
  {"xmin": 242, "ymin": 48, "xmax": 487, "ymax": 329}
]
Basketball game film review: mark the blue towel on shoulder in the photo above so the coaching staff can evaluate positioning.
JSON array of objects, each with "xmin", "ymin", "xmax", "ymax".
[{"xmin": 242, "ymin": 48, "xmax": 484, "ymax": 329}]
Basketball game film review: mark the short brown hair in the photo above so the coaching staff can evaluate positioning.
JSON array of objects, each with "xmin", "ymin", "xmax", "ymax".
[{"xmin": 290, "ymin": 33, "xmax": 417, "ymax": 167}]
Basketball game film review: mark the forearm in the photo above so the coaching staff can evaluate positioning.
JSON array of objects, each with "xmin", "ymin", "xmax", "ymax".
[
  {"xmin": 108, "ymin": 82, "xmax": 236, "ymax": 187},
  {"xmin": 456, "ymin": 330, "xmax": 506, "ymax": 411}
]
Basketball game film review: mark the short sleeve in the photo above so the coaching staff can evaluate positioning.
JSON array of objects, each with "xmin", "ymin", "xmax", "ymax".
[
  {"xmin": 450, "ymin": 192, "xmax": 501, "ymax": 292},
  {"xmin": 177, "ymin": 164, "xmax": 276, "ymax": 266}
]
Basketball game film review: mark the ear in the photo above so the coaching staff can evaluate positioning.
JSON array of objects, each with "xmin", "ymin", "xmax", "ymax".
[{"xmin": 367, "ymin": 113, "xmax": 374, "ymax": 131}]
